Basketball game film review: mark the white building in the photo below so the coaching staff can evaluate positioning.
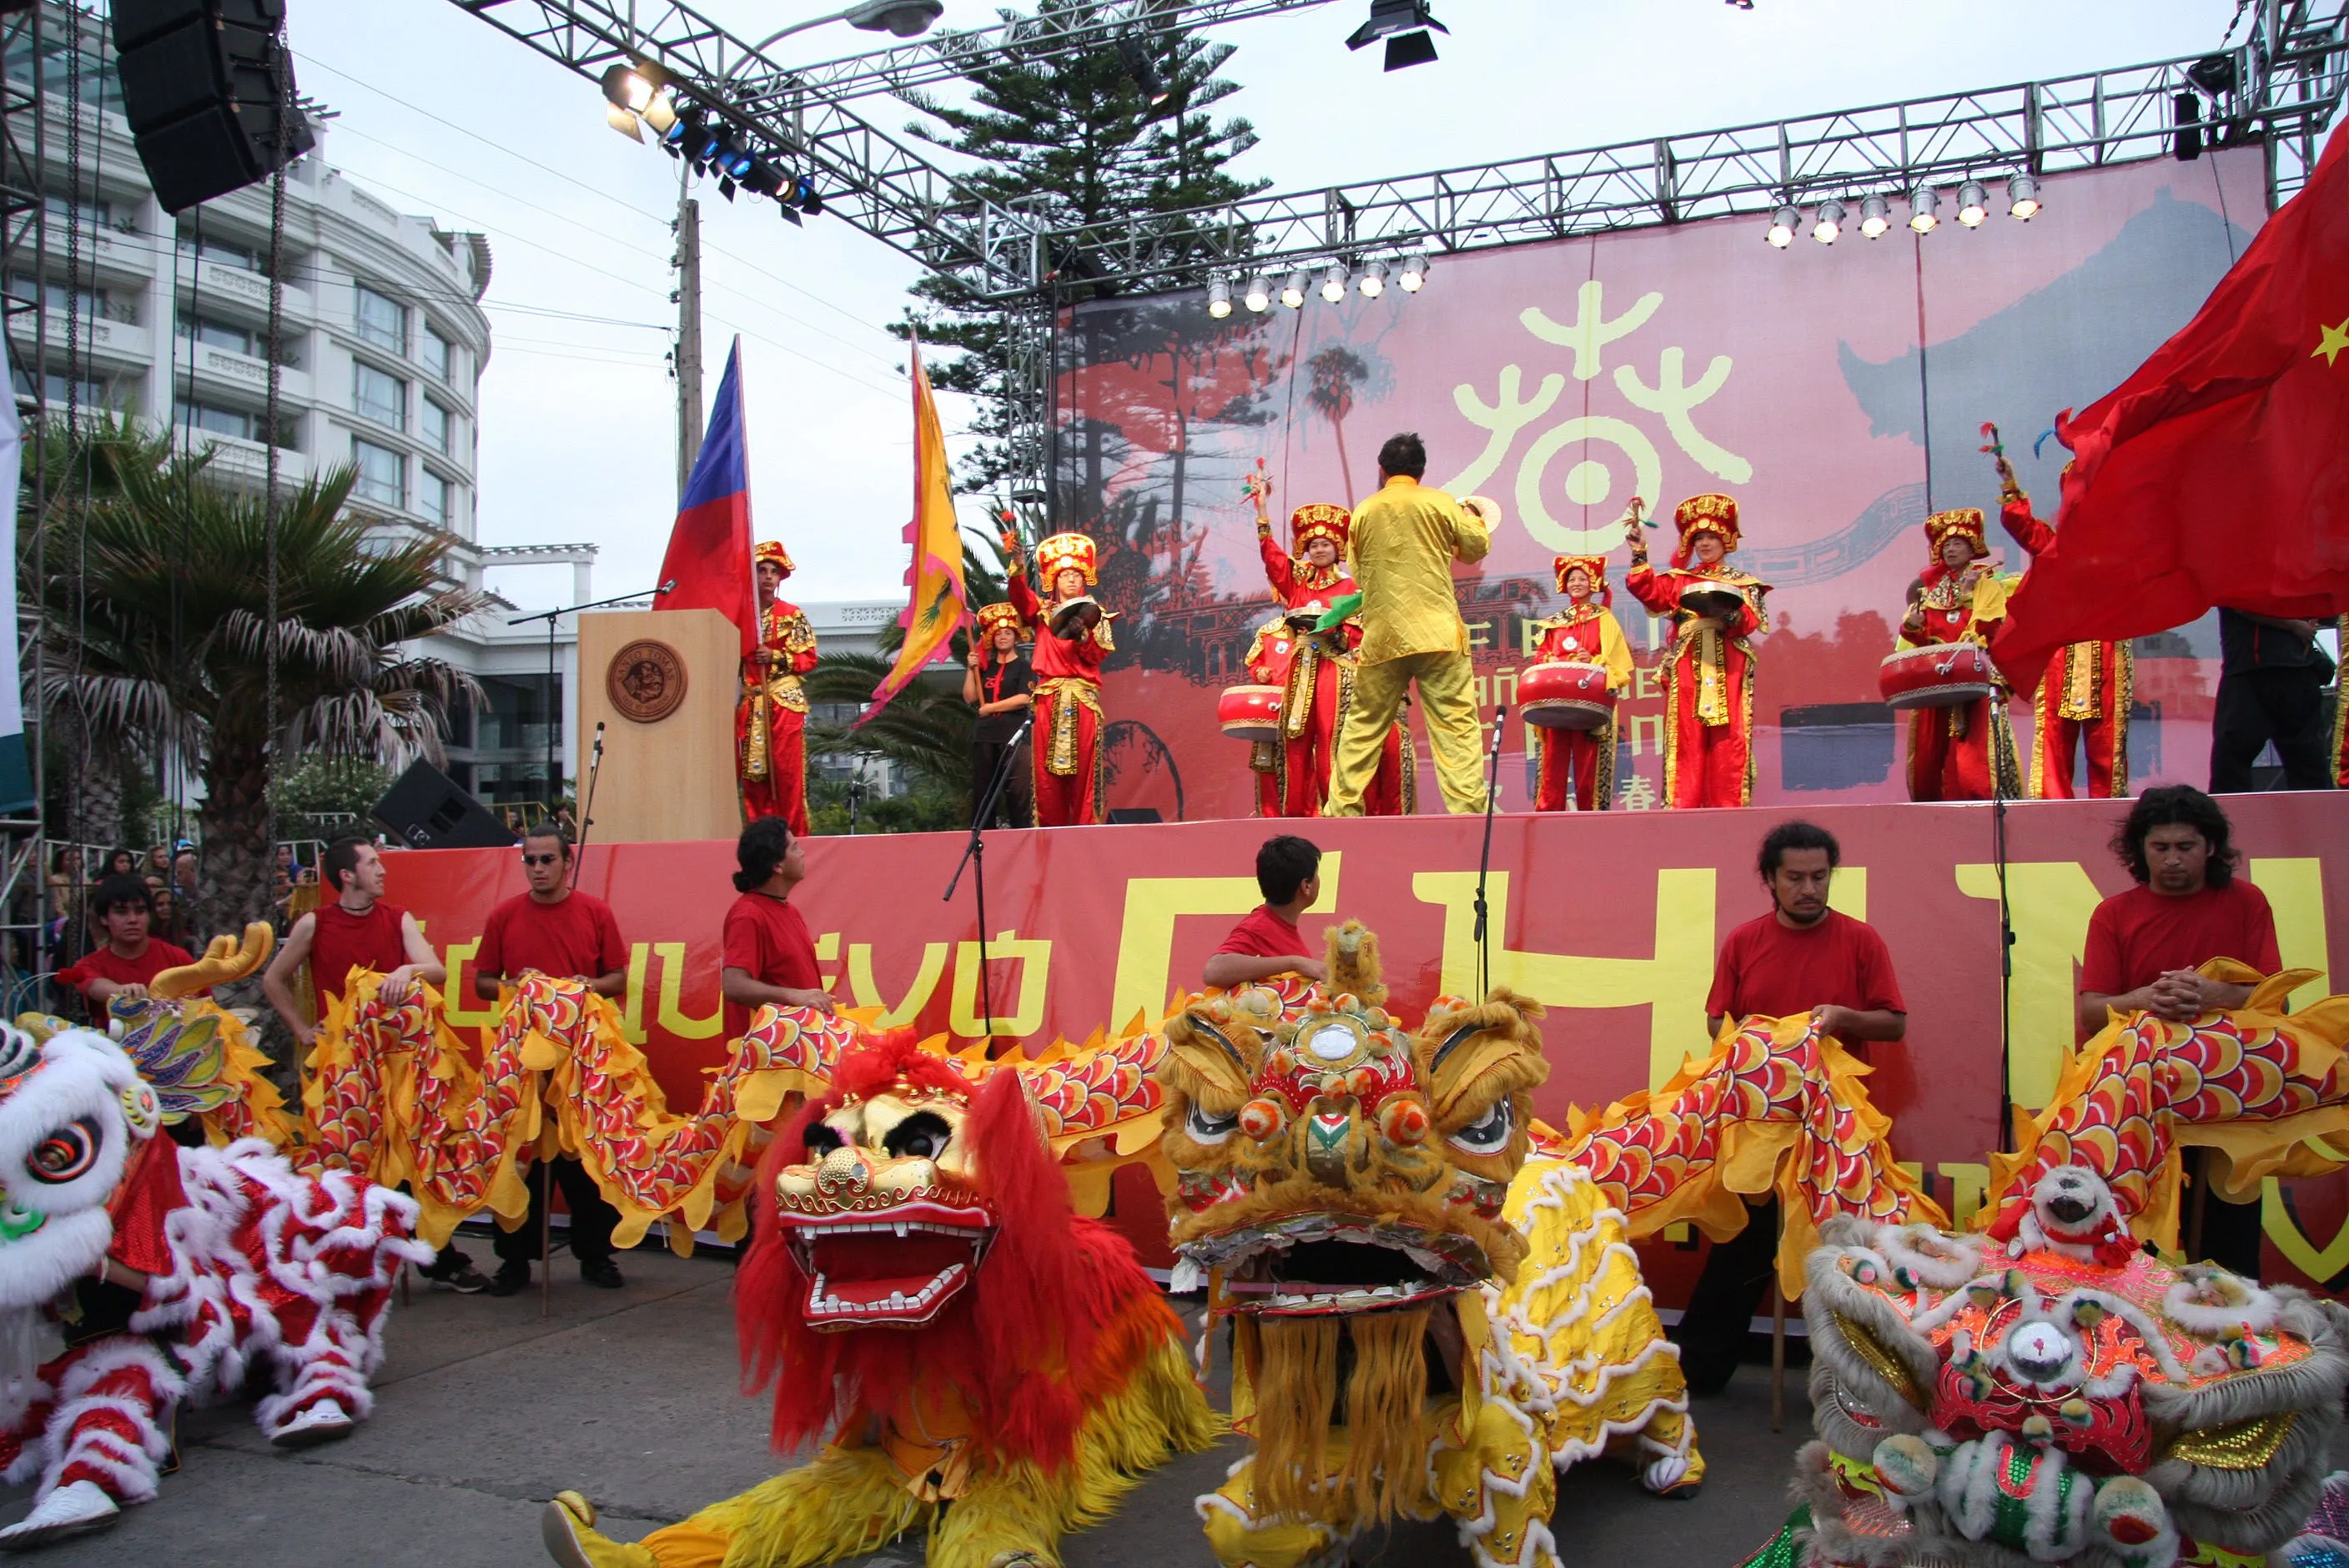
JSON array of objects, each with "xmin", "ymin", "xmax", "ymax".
[{"xmin": 6, "ymin": 9, "xmax": 584, "ymax": 809}]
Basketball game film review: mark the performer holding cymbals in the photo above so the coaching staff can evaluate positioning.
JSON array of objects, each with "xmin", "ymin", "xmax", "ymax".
[
  {"xmin": 1006, "ymin": 531, "xmax": 1115, "ymax": 826},
  {"xmin": 1625, "ymin": 495, "xmax": 1771, "ymax": 809},
  {"xmin": 1241, "ymin": 464, "xmax": 1412, "ymax": 817}
]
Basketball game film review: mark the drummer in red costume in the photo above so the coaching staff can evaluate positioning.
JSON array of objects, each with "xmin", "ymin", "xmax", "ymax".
[
  {"xmin": 1527, "ymin": 554, "xmax": 1633, "ymax": 812},
  {"xmin": 1624, "ymin": 495, "xmax": 1770, "ymax": 809},
  {"xmin": 1896, "ymin": 509, "xmax": 2020, "ymax": 802},
  {"xmin": 1006, "ymin": 531, "xmax": 1114, "ymax": 826},
  {"xmin": 1243, "ymin": 471, "xmax": 1411, "ymax": 817},
  {"xmin": 739, "ymin": 539, "xmax": 817, "ymax": 833},
  {"xmin": 1995, "ymin": 469, "xmax": 2131, "ymax": 798}
]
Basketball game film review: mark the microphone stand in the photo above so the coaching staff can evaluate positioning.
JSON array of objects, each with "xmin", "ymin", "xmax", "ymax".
[
  {"xmin": 570, "ymin": 722, "xmax": 606, "ymax": 891},
  {"xmin": 1471, "ymin": 702, "xmax": 1510, "ymax": 1000},
  {"xmin": 943, "ymin": 711, "xmax": 1034, "ymax": 1046},
  {"xmin": 506, "ymin": 581, "xmax": 675, "ymax": 815},
  {"xmin": 1992, "ymin": 736, "xmax": 2017, "ymax": 1155}
]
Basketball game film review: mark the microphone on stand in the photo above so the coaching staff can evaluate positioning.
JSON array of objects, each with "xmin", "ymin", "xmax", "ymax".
[{"xmin": 1471, "ymin": 701, "xmax": 1510, "ymax": 1000}]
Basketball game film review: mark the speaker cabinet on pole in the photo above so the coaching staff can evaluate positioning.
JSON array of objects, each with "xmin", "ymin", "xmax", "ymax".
[
  {"xmin": 371, "ymin": 761, "xmax": 517, "ymax": 852},
  {"xmin": 112, "ymin": 0, "xmax": 313, "ymax": 214}
]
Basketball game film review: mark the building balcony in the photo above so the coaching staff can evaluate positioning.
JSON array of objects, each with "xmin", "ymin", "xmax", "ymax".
[
  {"xmin": 6, "ymin": 306, "xmax": 150, "ymax": 367},
  {"xmin": 186, "ymin": 342, "xmax": 311, "ymax": 405},
  {"xmin": 28, "ymin": 221, "xmax": 155, "ymax": 283},
  {"xmin": 175, "ymin": 433, "xmax": 311, "ymax": 489},
  {"xmin": 179, "ymin": 260, "xmax": 314, "ymax": 324}
]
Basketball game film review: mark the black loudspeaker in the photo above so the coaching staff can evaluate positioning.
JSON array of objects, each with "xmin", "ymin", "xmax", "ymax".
[
  {"xmin": 113, "ymin": 0, "xmax": 313, "ymax": 214},
  {"xmin": 371, "ymin": 761, "xmax": 517, "ymax": 852}
]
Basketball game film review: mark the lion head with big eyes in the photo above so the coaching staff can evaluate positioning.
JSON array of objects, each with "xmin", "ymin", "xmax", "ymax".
[
  {"xmin": 1154, "ymin": 921, "xmax": 1548, "ymax": 1525},
  {"xmin": 0, "ymin": 1026, "xmax": 162, "ymax": 1314}
]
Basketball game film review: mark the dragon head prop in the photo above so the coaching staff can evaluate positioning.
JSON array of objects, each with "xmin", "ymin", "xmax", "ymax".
[
  {"xmin": 1157, "ymin": 921, "xmax": 1548, "ymax": 1520},
  {"xmin": 736, "ymin": 1029, "xmax": 1167, "ymax": 1484},
  {"xmin": 1800, "ymin": 1166, "xmax": 2349, "ymax": 1568}
]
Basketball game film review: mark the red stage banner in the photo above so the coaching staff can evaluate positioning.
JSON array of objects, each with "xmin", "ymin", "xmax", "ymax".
[{"xmin": 390, "ymin": 792, "xmax": 2349, "ymax": 1291}]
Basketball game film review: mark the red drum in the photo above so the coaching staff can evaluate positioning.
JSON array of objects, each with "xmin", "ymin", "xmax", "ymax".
[
  {"xmin": 1519, "ymin": 661, "xmax": 1616, "ymax": 731},
  {"xmin": 1219, "ymin": 684, "xmax": 1285, "ymax": 742},
  {"xmin": 1879, "ymin": 642, "xmax": 2000, "ymax": 709}
]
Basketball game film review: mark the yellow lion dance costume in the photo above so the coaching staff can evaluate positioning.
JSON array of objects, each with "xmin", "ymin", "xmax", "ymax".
[{"xmin": 1160, "ymin": 921, "xmax": 1703, "ymax": 1568}]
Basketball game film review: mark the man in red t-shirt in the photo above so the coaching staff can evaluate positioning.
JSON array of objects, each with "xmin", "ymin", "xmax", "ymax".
[
  {"xmin": 1677, "ymin": 821, "xmax": 1908, "ymax": 1396},
  {"xmin": 261, "ymin": 837, "xmax": 484, "ymax": 1294},
  {"xmin": 720, "ymin": 818, "xmax": 833, "ymax": 1040},
  {"xmin": 2078, "ymin": 785, "xmax": 2281, "ymax": 1279},
  {"xmin": 71, "ymin": 876, "xmax": 198, "ymax": 1018},
  {"xmin": 471, "ymin": 824, "xmax": 631, "ymax": 1296},
  {"xmin": 1204, "ymin": 836, "xmax": 1329, "ymax": 991}
]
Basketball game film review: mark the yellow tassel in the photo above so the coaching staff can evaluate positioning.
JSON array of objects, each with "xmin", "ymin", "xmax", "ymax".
[
  {"xmin": 1333, "ymin": 1306, "xmax": 1432, "ymax": 1523},
  {"xmin": 1248, "ymin": 1315, "xmax": 1340, "ymax": 1520}
]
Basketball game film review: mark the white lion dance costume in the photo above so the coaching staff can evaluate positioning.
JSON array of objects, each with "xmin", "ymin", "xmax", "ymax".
[{"xmin": 0, "ymin": 1024, "xmax": 426, "ymax": 1549}]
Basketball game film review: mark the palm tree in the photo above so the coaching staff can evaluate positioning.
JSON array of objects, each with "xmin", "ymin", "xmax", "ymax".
[{"xmin": 38, "ymin": 453, "xmax": 486, "ymax": 928}]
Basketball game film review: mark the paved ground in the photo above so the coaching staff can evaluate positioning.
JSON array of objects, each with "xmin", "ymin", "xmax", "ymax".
[{"xmin": 3, "ymin": 1238, "xmax": 1822, "ymax": 1567}]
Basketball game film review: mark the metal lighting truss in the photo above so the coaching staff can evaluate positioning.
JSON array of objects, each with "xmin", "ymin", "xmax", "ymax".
[
  {"xmin": 1046, "ymin": 2, "xmax": 2349, "ymax": 294},
  {"xmin": 455, "ymin": 0, "xmax": 2345, "ymax": 505},
  {"xmin": 448, "ymin": 0, "xmax": 1340, "ymax": 295}
]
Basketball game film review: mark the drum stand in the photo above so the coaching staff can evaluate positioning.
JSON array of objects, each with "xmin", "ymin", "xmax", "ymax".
[
  {"xmin": 1471, "ymin": 701, "xmax": 1510, "ymax": 998},
  {"xmin": 944, "ymin": 712, "xmax": 1035, "ymax": 1046}
]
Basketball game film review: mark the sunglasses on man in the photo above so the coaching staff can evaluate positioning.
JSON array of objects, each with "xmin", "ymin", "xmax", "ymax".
[{"xmin": 521, "ymin": 851, "xmax": 564, "ymax": 867}]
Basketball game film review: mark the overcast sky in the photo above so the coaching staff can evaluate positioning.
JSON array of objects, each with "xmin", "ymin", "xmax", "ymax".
[{"xmin": 284, "ymin": 0, "xmax": 2253, "ymax": 613}]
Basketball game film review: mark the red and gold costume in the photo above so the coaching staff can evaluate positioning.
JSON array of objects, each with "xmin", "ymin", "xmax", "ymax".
[
  {"xmin": 1999, "ymin": 494, "xmax": 2132, "ymax": 798},
  {"xmin": 739, "ymin": 540, "xmax": 816, "ymax": 834},
  {"xmin": 1006, "ymin": 532, "xmax": 1114, "ymax": 827},
  {"xmin": 1897, "ymin": 510, "xmax": 2021, "ymax": 802},
  {"xmin": 1625, "ymin": 494, "xmax": 1769, "ymax": 809},
  {"xmin": 1245, "ymin": 501, "xmax": 1412, "ymax": 817},
  {"xmin": 1529, "ymin": 553, "xmax": 1634, "ymax": 812}
]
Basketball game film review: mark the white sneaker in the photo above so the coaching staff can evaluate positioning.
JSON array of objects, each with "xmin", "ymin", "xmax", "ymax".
[
  {"xmin": 0, "ymin": 1480, "xmax": 121, "ymax": 1550},
  {"xmin": 269, "ymin": 1399, "xmax": 355, "ymax": 1450}
]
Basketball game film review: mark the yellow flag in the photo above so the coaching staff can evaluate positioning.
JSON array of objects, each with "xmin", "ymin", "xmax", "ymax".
[{"xmin": 865, "ymin": 331, "xmax": 968, "ymax": 718}]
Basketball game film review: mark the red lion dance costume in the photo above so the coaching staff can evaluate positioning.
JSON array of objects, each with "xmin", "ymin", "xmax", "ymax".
[
  {"xmin": 1244, "ymin": 490, "xmax": 1411, "ymax": 817},
  {"xmin": 542, "ymin": 1031, "xmax": 1215, "ymax": 1568},
  {"xmin": 1007, "ymin": 532, "xmax": 1114, "ymax": 827},
  {"xmin": 0, "ymin": 1024, "xmax": 424, "ymax": 1549},
  {"xmin": 741, "ymin": 537, "xmax": 817, "ymax": 833},
  {"xmin": 1529, "ymin": 552, "xmax": 1633, "ymax": 812},
  {"xmin": 1626, "ymin": 494, "xmax": 1770, "ymax": 809},
  {"xmin": 1898, "ymin": 508, "xmax": 2021, "ymax": 802}
]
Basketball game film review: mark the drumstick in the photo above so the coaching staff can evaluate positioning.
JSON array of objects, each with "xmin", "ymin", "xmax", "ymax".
[{"xmin": 1978, "ymin": 423, "xmax": 2025, "ymax": 504}]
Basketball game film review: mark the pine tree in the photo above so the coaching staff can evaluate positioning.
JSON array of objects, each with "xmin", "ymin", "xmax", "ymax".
[{"xmin": 898, "ymin": 3, "xmax": 1267, "ymax": 491}]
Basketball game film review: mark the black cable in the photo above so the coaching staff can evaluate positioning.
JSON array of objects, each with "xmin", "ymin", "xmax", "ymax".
[{"xmin": 1471, "ymin": 701, "xmax": 1509, "ymax": 1000}]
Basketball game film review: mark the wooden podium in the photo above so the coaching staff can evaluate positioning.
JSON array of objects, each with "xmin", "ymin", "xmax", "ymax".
[{"xmin": 576, "ymin": 608, "xmax": 742, "ymax": 843}]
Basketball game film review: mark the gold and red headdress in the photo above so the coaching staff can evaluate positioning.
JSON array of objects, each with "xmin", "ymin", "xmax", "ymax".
[
  {"xmin": 1924, "ymin": 508, "xmax": 1989, "ymax": 565},
  {"xmin": 1671, "ymin": 493, "xmax": 1740, "ymax": 568},
  {"xmin": 754, "ymin": 540, "xmax": 796, "ymax": 577},
  {"xmin": 1290, "ymin": 503, "xmax": 1351, "ymax": 555},
  {"xmin": 1552, "ymin": 553, "xmax": 1611, "ymax": 603},
  {"xmin": 1036, "ymin": 531, "xmax": 1098, "ymax": 588},
  {"xmin": 974, "ymin": 600, "xmax": 1027, "ymax": 641}
]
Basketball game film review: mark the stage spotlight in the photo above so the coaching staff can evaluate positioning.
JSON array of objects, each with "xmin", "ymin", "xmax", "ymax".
[
  {"xmin": 2006, "ymin": 172, "xmax": 2040, "ymax": 220},
  {"xmin": 606, "ymin": 103, "xmax": 645, "ymax": 142},
  {"xmin": 1765, "ymin": 204, "xmax": 1798, "ymax": 249},
  {"xmin": 717, "ymin": 140, "xmax": 757, "ymax": 182},
  {"xmin": 1858, "ymin": 194, "xmax": 1891, "ymax": 239},
  {"xmin": 796, "ymin": 176, "xmax": 824, "ymax": 216},
  {"xmin": 742, "ymin": 159, "xmax": 783, "ymax": 199},
  {"xmin": 1116, "ymin": 36, "xmax": 1174, "ymax": 108},
  {"xmin": 1346, "ymin": 1, "xmax": 1448, "ymax": 72},
  {"xmin": 1358, "ymin": 258, "xmax": 1387, "ymax": 297},
  {"xmin": 1398, "ymin": 251, "xmax": 1428, "ymax": 291},
  {"xmin": 1908, "ymin": 185, "xmax": 1939, "ymax": 234},
  {"xmin": 1243, "ymin": 274, "xmax": 1272, "ymax": 311},
  {"xmin": 1810, "ymin": 199, "xmax": 1843, "ymax": 244},
  {"xmin": 1320, "ymin": 262, "xmax": 1349, "ymax": 302},
  {"xmin": 1208, "ymin": 277, "xmax": 1233, "ymax": 318},
  {"xmin": 1957, "ymin": 179, "xmax": 1989, "ymax": 227},
  {"xmin": 601, "ymin": 63, "xmax": 656, "ymax": 113},
  {"xmin": 1280, "ymin": 269, "xmax": 1308, "ymax": 308}
]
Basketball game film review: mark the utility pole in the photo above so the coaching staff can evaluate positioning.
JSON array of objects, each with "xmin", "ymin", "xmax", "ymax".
[{"xmin": 673, "ymin": 175, "xmax": 704, "ymax": 500}]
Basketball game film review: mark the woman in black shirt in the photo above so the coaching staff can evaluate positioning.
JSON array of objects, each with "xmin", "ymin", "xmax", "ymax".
[{"xmin": 963, "ymin": 602, "xmax": 1036, "ymax": 827}]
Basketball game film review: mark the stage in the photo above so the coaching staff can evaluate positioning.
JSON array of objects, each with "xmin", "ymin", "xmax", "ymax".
[{"xmin": 386, "ymin": 789, "xmax": 2349, "ymax": 1294}]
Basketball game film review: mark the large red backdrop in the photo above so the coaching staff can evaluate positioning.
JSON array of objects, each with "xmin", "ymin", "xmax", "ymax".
[
  {"xmin": 390, "ymin": 791, "xmax": 2349, "ymax": 1293},
  {"xmin": 1048, "ymin": 148, "xmax": 2272, "ymax": 822}
]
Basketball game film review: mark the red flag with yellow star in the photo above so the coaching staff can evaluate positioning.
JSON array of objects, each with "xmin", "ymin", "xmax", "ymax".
[{"xmin": 1991, "ymin": 129, "xmax": 2349, "ymax": 694}]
